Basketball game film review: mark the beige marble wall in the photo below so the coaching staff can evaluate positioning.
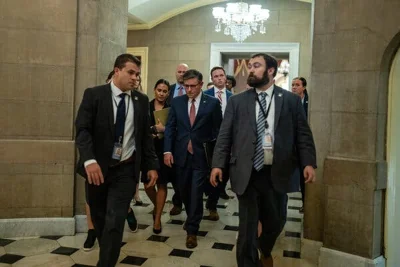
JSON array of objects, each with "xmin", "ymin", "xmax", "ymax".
[
  {"xmin": 308, "ymin": 0, "xmax": 400, "ymax": 259},
  {"xmin": 0, "ymin": 0, "xmax": 128, "ymax": 218},
  {"xmin": 127, "ymin": 0, "xmax": 312, "ymax": 98},
  {"xmin": 0, "ymin": 0, "xmax": 78, "ymax": 218}
]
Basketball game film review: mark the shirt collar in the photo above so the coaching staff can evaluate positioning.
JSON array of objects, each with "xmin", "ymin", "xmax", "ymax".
[
  {"xmin": 255, "ymin": 84, "xmax": 274, "ymax": 96},
  {"xmin": 111, "ymin": 81, "xmax": 131, "ymax": 97},
  {"xmin": 214, "ymin": 87, "xmax": 226, "ymax": 94},
  {"xmin": 189, "ymin": 92, "xmax": 202, "ymax": 103}
]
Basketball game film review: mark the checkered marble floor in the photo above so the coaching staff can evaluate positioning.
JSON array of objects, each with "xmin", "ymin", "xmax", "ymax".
[{"xmin": 0, "ymin": 184, "xmax": 316, "ymax": 267}]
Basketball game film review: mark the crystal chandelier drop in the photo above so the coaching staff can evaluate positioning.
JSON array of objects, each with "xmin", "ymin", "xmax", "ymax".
[{"xmin": 212, "ymin": 2, "xmax": 270, "ymax": 43}]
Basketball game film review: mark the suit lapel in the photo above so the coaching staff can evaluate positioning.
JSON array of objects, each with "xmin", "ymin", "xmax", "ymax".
[
  {"xmin": 247, "ymin": 89, "xmax": 257, "ymax": 134},
  {"xmin": 105, "ymin": 85, "xmax": 115, "ymax": 137},
  {"xmin": 181, "ymin": 95, "xmax": 191, "ymax": 129},
  {"xmin": 192, "ymin": 94, "xmax": 208, "ymax": 129},
  {"xmin": 131, "ymin": 90, "xmax": 140, "ymax": 140},
  {"xmin": 274, "ymin": 86, "xmax": 283, "ymax": 131}
]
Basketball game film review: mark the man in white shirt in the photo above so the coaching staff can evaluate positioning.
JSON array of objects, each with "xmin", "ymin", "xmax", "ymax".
[
  {"xmin": 75, "ymin": 54, "xmax": 159, "ymax": 267},
  {"xmin": 210, "ymin": 53, "xmax": 317, "ymax": 267},
  {"xmin": 203, "ymin": 67, "xmax": 234, "ymax": 218},
  {"xmin": 164, "ymin": 69, "xmax": 222, "ymax": 249}
]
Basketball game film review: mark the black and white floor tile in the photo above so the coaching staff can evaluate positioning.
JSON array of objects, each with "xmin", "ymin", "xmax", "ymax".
[{"xmin": 0, "ymin": 184, "xmax": 316, "ymax": 267}]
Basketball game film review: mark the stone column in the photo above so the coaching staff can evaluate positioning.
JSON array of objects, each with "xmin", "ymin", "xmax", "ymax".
[
  {"xmin": 74, "ymin": 0, "xmax": 128, "ymax": 228},
  {"xmin": 0, "ymin": 0, "xmax": 128, "ymax": 238},
  {"xmin": 305, "ymin": 0, "xmax": 400, "ymax": 266}
]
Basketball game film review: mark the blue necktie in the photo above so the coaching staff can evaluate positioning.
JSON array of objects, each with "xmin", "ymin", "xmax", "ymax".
[
  {"xmin": 253, "ymin": 92, "xmax": 267, "ymax": 171},
  {"xmin": 115, "ymin": 93, "xmax": 127, "ymax": 144}
]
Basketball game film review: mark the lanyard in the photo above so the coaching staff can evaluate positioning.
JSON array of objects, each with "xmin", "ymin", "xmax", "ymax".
[
  {"xmin": 256, "ymin": 89, "xmax": 274, "ymax": 130},
  {"xmin": 112, "ymin": 94, "xmax": 130, "ymax": 120}
]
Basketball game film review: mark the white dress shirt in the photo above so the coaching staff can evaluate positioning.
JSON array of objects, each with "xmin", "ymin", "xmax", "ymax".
[
  {"xmin": 187, "ymin": 92, "xmax": 202, "ymax": 117},
  {"xmin": 214, "ymin": 87, "xmax": 227, "ymax": 116},
  {"xmin": 84, "ymin": 81, "xmax": 135, "ymax": 167},
  {"xmin": 255, "ymin": 84, "xmax": 275, "ymax": 165}
]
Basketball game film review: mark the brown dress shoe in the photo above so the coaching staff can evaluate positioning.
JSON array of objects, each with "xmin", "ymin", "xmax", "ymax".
[
  {"xmin": 186, "ymin": 235, "xmax": 198, "ymax": 249},
  {"xmin": 208, "ymin": 210, "xmax": 219, "ymax": 221},
  {"xmin": 170, "ymin": 206, "xmax": 182, "ymax": 216}
]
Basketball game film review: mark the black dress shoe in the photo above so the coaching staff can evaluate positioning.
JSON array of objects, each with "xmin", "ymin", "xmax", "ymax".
[
  {"xmin": 220, "ymin": 190, "xmax": 230, "ymax": 200},
  {"xmin": 83, "ymin": 229, "xmax": 96, "ymax": 251},
  {"xmin": 153, "ymin": 223, "xmax": 162, "ymax": 234},
  {"xmin": 127, "ymin": 210, "xmax": 138, "ymax": 233}
]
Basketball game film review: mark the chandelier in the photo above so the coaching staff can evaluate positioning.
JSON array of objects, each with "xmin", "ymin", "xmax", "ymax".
[
  {"xmin": 278, "ymin": 60, "xmax": 290, "ymax": 76},
  {"xmin": 212, "ymin": 2, "xmax": 270, "ymax": 43}
]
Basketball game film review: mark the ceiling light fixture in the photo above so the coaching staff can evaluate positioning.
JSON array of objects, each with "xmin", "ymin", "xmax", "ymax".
[{"xmin": 212, "ymin": 1, "xmax": 270, "ymax": 43}]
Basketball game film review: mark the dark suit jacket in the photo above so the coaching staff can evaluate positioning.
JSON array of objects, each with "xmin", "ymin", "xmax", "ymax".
[
  {"xmin": 212, "ymin": 85, "xmax": 316, "ymax": 195},
  {"xmin": 164, "ymin": 93, "xmax": 222, "ymax": 170},
  {"xmin": 303, "ymin": 91, "xmax": 309, "ymax": 119},
  {"xmin": 167, "ymin": 83, "xmax": 184, "ymax": 105},
  {"xmin": 203, "ymin": 87, "xmax": 233, "ymax": 101},
  {"xmin": 75, "ymin": 84, "xmax": 159, "ymax": 181}
]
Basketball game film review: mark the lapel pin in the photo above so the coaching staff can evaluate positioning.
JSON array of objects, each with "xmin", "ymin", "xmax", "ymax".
[
  {"xmin": 134, "ymin": 96, "xmax": 138, "ymax": 100},
  {"xmin": 278, "ymin": 93, "xmax": 283, "ymax": 97}
]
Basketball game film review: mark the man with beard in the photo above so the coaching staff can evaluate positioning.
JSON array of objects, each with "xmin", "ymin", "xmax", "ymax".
[{"xmin": 210, "ymin": 53, "xmax": 317, "ymax": 267}]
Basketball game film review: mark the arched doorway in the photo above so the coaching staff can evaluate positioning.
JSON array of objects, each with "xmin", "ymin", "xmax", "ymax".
[{"xmin": 385, "ymin": 45, "xmax": 400, "ymax": 266}]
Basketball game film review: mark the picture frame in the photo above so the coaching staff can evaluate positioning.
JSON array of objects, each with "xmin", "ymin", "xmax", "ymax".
[{"xmin": 126, "ymin": 47, "xmax": 149, "ymax": 94}]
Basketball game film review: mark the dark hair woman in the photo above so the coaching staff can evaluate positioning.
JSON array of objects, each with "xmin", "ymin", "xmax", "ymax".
[{"xmin": 141, "ymin": 78, "xmax": 172, "ymax": 234}]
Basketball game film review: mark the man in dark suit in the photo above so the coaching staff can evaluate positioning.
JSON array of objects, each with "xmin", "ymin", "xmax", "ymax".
[
  {"xmin": 291, "ymin": 77, "xmax": 309, "ymax": 212},
  {"xmin": 164, "ymin": 69, "xmax": 222, "ymax": 249},
  {"xmin": 75, "ymin": 54, "xmax": 159, "ymax": 267},
  {"xmin": 210, "ymin": 53, "xmax": 317, "ymax": 267},
  {"xmin": 203, "ymin": 66, "xmax": 233, "ymax": 220},
  {"xmin": 166, "ymin": 63, "xmax": 189, "ymax": 216}
]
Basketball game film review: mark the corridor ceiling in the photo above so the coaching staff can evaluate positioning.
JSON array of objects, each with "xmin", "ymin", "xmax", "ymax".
[{"xmin": 128, "ymin": 0, "xmax": 312, "ymax": 30}]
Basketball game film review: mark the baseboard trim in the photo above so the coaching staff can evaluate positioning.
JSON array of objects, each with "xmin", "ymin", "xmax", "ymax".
[
  {"xmin": 301, "ymin": 238, "xmax": 323, "ymax": 265},
  {"xmin": 75, "ymin": 215, "xmax": 88, "ymax": 233},
  {"xmin": 319, "ymin": 247, "xmax": 386, "ymax": 267},
  {"xmin": 0, "ymin": 217, "xmax": 75, "ymax": 238}
]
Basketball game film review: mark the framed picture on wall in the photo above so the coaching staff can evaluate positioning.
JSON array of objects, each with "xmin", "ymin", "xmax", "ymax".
[{"xmin": 127, "ymin": 47, "xmax": 149, "ymax": 94}]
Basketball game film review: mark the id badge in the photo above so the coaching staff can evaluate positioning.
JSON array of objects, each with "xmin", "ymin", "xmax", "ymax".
[
  {"xmin": 112, "ymin": 142, "xmax": 123, "ymax": 160},
  {"xmin": 262, "ymin": 131, "xmax": 273, "ymax": 150}
]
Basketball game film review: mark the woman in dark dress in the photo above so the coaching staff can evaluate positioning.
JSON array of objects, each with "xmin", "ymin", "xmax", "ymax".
[{"xmin": 142, "ymin": 79, "xmax": 172, "ymax": 234}]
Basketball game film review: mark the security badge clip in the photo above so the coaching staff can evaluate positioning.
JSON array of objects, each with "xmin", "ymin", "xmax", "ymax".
[{"xmin": 112, "ymin": 136, "xmax": 123, "ymax": 160}]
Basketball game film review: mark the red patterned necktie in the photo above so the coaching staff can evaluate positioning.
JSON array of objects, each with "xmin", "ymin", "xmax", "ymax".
[
  {"xmin": 187, "ymin": 99, "xmax": 196, "ymax": 154},
  {"xmin": 178, "ymin": 86, "xmax": 183, "ymax": 96},
  {"xmin": 217, "ymin": 90, "xmax": 223, "ymax": 103}
]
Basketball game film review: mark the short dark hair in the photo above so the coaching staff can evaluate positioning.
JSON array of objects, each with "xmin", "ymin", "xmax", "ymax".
[
  {"xmin": 293, "ymin": 77, "xmax": 307, "ymax": 87},
  {"xmin": 251, "ymin": 53, "xmax": 278, "ymax": 77},
  {"xmin": 183, "ymin": 69, "xmax": 203, "ymax": 82},
  {"xmin": 210, "ymin": 66, "xmax": 226, "ymax": 77},
  {"xmin": 226, "ymin": 75, "xmax": 236, "ymax": 87},
  {"xmin": 114, "ymin": 53, "xmax": 141, "ymax": 69},
  {"xmin": 106, "ymin": 70, "xmax": 115, "ymax": 82},
  {"xmin": 154, "ymin": 79, "xmax": 170, "ymax": 90}
]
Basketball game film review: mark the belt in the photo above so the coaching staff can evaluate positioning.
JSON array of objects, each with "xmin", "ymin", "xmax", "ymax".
[{"xmin": 109, "ymin": 152, "xmax": 136, "ymax": 168}]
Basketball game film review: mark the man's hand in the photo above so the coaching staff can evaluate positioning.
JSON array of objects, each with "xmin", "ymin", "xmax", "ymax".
[
  {"xmin": 304, "ymin": 166, "xmax": 316, "ymax": 183},
  {"xmin": 145, "ymin": 170, "xmax": 158, "ymax": 188},
  {"xmin": 210, "ymin": 168, "xmax": 223, "ymax": 187},
  {"xmin": 164, "ymin": 153, "xmax": 174, "ymax": 168},
  {"xmin": 85, "ymin": 163, "xmax": 104, "ymax": 186}
]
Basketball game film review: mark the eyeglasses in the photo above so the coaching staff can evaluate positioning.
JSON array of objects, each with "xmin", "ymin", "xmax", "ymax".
[{"xmin": 184, "ymin": 83, "xmax": 200, "ymax": 89}]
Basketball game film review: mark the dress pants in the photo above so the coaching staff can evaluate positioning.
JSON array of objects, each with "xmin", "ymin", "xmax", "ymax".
[
  {"xmin": 236, "ymin": 166, "xmax": 288, "ymax": 267},
  {"xmin": 169, "ymin": 165, "xmax": 183, "ymax": 208},
  {"xmin": 87, "ymin": 163, "xmax": 136, "ymax": 267},
  {"xmin": 176, "ymin": 153, "xmax": 208, "ymax": 235},
  {"xmin": 205, "ymin": 166, "xmax": 229, "ymax": 210}
]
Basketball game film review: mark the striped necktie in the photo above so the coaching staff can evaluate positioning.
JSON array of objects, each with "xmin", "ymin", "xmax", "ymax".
[{"xmin": 253, "ymin": 92, "xmax": 267, "ymax": 171}]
